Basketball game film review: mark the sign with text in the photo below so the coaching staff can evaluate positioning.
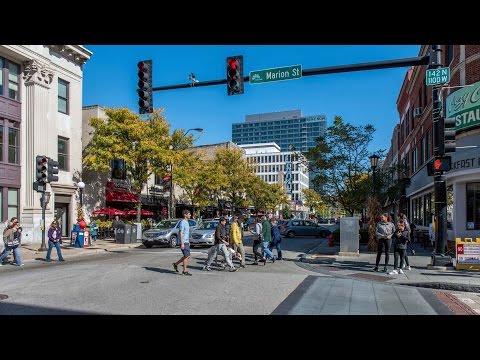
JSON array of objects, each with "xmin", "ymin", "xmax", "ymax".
[
  {"xmin": 426, "ymin": 67, "xmax": 450, "ymax": 86},
  {"xmin": 250, "ymin": 65, "xmax": 302, "ymax": 84},
  {"xmin": 456, "ymin": 237, "xmax": 480, "ymax": 270},
  {"xmin": 446, "ymin": 80, "xmax": 480, "ymax": 132}
]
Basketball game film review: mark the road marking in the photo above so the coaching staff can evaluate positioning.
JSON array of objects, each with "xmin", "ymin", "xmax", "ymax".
[{"xmin": 135, "ymin": 251, "xmax": 207, "ymax": 255}]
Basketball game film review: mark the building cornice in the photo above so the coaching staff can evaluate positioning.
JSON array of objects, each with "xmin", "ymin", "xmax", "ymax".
[{"xmin": 47, "ymin": 45, "xmax": 92, "ymax": 65}]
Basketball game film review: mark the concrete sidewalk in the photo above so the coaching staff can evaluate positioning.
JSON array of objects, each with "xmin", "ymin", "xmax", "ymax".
[{"xmin": 2, "ymin": 238, "xmax": 141, "ymax": 264}]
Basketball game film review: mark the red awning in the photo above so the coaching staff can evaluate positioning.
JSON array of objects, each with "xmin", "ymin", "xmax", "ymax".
[{"xmin": 106, "ymin": 190, "xmax": 138, "ymax": 203}]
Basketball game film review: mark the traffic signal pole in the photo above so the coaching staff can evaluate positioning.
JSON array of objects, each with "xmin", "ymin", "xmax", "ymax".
[
  {"xmin": 430, "ymin": 45, "xmax": 451, "ymax": 268},
  {"xmin": 151, "ymin": 55, "xmax": 430, "ymax": 92}
]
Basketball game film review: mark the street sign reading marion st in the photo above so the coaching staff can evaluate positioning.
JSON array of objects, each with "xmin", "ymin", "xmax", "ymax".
[{"xmin": 249, "ymin": 64, "xmax": 302, "ymax": 84}]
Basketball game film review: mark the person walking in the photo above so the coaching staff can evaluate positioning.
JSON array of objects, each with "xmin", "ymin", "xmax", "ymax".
[
  {"xmin": 373, "ymin": 213, "xmax": 395, "ymax": 272},
  {"xmin": 230, "ymin": 215, "xmax": 246, "ymax": 268},
  {"xmin": 0, "ymin": 222, "xmax": 23, "ymax": 266},
  {"xmin": 251, "ymin": 217, "xmax": 265, "ymax": 265},
  {"xmin": 202, "ymin": 217, "xmax": 237, "ymax": 272},
  {"xmin": 261, "ymin": 213, "xmax": 275, "ymax": 264},
  {"xmin": 172, "ymin": 210, "xmax": 192, "ymax": 276},
  {"xmin": 46, "ymin": 220, "xmax": 65, "ymax": 262},
  {"xmin": 269, "ymin": 219, "xmax": 283, "ymax": 260}
]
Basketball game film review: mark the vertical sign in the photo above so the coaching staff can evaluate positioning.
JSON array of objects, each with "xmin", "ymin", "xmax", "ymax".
[{"xmin": 284, "ymin": 161, "xmax": 292, "ymax": 194}]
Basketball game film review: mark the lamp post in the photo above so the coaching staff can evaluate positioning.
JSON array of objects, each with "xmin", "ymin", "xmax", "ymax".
[
  {"xmin": 168, "ymin": 128, "xmax": 203, "ymax": 219},
  {"xmin": 78, "ymin": 181, "xmax": 85, "ymax": 208},
  {"xmin": 369, "ymin": 154, "xmax": 379, "ymax": 196}
]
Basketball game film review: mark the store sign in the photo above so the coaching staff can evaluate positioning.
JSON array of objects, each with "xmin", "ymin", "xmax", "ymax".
[
  {"xmin": 451, "ymin": 156, "xmax": 480, "ymax": 171},
  {"xmin": 446, "ymin": 80, "xmax": 480, "ymax": 132}
]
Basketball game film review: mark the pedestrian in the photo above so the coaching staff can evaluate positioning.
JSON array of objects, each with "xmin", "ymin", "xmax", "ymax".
[
  {"xmin": 202, "ymin": 217, "xmax": 236, "ymax": 272},
  {"xmin": 269, "ymin": 219, "xmax": 283, "ymax": 260},
  {"xmin": 388, "ymin": 221, "xmax": 410, "ymax": 275},
  {"xmin": 1, "ymin": 217, "xmax": 19, "ymax": 263},
  {"xmin": 172, "ymin": 210, "xmax": 193, "ymax": 276},
  {"xmin": 230, "ymin": 215, "xmax": 246, "ymax": 268},
  {"xmin": 251, "ymin": 216, "xmax": 265, "ymax": 265},
  {"xmin": 46, "ymin": 220, "xmax": 65, "ymax": 262},
  {"xmin": 373, "ymin": 213, "xmax": 395, "ymax": 272},
  {"xmin": 0, "ymin": 222, "xmax": 23, "ymax": 266},
  {"xmin": 399, "ymin": 212, "xmax": 414, "ymax": 269},
  {"xmin": 261, "ymin": 213, "xmax": 275, "ymax": 263},
  {"xmin": 90, "ymin": 219, "xmax": 98, "ymax": 242}
]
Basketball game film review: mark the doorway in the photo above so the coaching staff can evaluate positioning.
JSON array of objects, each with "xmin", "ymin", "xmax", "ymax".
[{"xmin": 55, "ymin": 202, "xmax": 70, "ymax": 237}]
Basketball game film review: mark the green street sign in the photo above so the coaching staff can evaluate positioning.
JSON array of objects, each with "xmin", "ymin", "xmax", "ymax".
[
  {"xmin": 426, "ymin": 67, "xmax": 450, "ymax": 86},
  {"xmin": 249, "ymin": 64, "xmax": 302, "ymax": 84}
]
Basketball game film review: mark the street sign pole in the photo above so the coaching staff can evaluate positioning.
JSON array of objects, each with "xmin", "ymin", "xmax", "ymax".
[{"xmin": 429, "ymin": 45, "xmax": 452, "ymax": 268}]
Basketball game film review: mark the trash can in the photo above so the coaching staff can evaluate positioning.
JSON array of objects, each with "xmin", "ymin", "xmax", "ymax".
[
  {"xmin": 132, "ymin": 222, "xmax": 143, "ymax": 243},
  {"xmin": 115, "ymin": 223, "xmax": 129, "ymax": 244}
]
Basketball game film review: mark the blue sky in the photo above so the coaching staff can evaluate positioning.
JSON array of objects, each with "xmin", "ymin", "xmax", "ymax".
[{"xmin": 82, "ymin": 45, "xmax": 421, "ymax": 154}]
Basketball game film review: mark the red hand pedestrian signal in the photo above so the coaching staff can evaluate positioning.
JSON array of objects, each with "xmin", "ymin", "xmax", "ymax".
[{"xmin": 434, "ymin": 159, "xmax": 442, "ymax": 171}]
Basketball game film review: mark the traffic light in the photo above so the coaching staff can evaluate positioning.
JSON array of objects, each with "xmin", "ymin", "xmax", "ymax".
[
  {"xmin": 443, "ymin": 117, "xmax": 456, "ymax": 153},
  {"xmin": 226, "ymin": 55, "xmax": 244, "ymax": 96},
  {"xmin": 137, "ymin": 60, "xmax": 153, "ymax": 114},
  {"xmin": 36, "ymin": 155, "xmax": 48, "ymax": 183},
  {"xmin": 434, "ymin": 156, "xmax": 452, "ymax": 172},
  {"xmin": 47, "ymin": 158, "xmax": 59, "ymax": 182}
]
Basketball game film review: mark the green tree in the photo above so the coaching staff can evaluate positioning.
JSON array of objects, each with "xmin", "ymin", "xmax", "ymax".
[
  {"xmin": 302, "ymin": 188, "xmax": 326, "ymax": 215},
  {"xmin": 306, "ymin": 116, "xmax": 380, "ymax": 216},
  {"xmin": 83, "ymin": 108, "xmax": 173, "ymax": 222}
]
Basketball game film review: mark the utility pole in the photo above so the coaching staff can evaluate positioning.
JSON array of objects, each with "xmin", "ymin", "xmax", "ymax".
[{"xmin": 429, "ymin": 45, "xmax": 452, "ymax": 268}]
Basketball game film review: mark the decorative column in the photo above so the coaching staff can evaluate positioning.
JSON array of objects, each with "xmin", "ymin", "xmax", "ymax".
[{"xmin": 22, "ymin": 59, "xmax": 54, "ymax": 208}]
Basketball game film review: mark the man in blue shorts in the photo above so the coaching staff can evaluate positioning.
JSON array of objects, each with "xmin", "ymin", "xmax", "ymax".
[{"xmin": 173, "ymin": 210, "xmax": 192, "ymax": 276}]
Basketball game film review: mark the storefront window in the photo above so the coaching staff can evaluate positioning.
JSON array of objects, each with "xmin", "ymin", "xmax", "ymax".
[{"xmin": 466, "ymin": 183, "xmax": 480, "ymax": 230}]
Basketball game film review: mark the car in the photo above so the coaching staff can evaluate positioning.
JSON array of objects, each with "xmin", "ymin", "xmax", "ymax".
[
  {"xmin": 142, "ymin": 218, "xmax": 198, "ymax": 248},
  {"xmin": 280, "ymin": 219, "xmax": 331, "ymax": 238},
  {"xmin": 189, "ymin": 220, "xmax": 219, "ymax": 247}
]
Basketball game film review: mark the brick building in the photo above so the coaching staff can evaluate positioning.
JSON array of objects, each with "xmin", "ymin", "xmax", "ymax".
[{"xmin": 391, "ymin": 45, "xmax": 480, "ymax": 240}]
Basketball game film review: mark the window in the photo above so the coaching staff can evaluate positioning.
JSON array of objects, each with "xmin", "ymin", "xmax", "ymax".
[
  {"xmin": 426, "ymin": 129, "xmax": 431, "ymax": 159},
  {"xmin": 58, "ymin": 137, "xmax": 69, "ymax": 171},
  {"xmin": 8, "ymin": 62, "xmax": 20, "ymax": 100},
  {"xmin": 418, "ymin": 88, "xmax": 422, "ymax": 108},
  {"xmin": 466, "ymin": 183, "xmax": 480, "ymax": 230},
  {"xmin": 154, "ymin": 173, "xmax": 162, "ymax": 185},
  {"xmin": 8, "ymin": 127, "xmax": 19, "ymax": 164},
  {"xmin": 7, "ymin": 188, "xmax": 18, "ymax": 220},
  {"xmin": 400, "ymin": 121, "xmax": 405, "ymax": 144},
  {"xmin": 0, "ymin": 58, "xmax": 3, "ymax": 96},
  {"xmin": 424, "ymin": 83, "xmax": 428, "ymax": 107},
  {"xmin": 111, "ymin": 158, "xmax": 126, "ymax": 180},
  {"xmin": 405, "ymin": 111, "xmax": 410, "ymax": 136},
  {"xmin": 445, "ymin": 45, "xmax": 454, "ymax": 66},
  {"xmin": 0, "ymin": 125, "xmax": 3, "ymax": 161},
  {"xmin": 404, "ymin": 151, "xmax": 410, "ymax": 177},
  {"xmin": 58, "ymin": 78, "xmax": 69, "ymax": 114},
  {"xmin": 411, "ymin": 147, "xmax": 418, "ymax": 173},
  {"xmin": 420, "ymin": 136, "xmax": 425, "ymax": 165}
]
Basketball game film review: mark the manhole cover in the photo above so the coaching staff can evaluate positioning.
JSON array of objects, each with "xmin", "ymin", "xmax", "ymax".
[{"xmin": 0, "ymin": 294, "xmax": 9, "ymax": 300}]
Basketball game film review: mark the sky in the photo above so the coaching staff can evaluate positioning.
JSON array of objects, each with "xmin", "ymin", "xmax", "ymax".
[{"xmin": 82, "ymin": 45, "xmax": 421, "ymax": 154}]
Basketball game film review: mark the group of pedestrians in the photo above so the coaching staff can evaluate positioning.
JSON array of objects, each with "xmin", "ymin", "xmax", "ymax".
[{"xmin": 373, "ymin": 212, "xmax": 413, "ymax": 274}]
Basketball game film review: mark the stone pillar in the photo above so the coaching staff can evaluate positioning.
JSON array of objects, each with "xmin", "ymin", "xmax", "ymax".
[{"xmin": 21, "ymin": 60, "xmax": 54, "ymax": 244}]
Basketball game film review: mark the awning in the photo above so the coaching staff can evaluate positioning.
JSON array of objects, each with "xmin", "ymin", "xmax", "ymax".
[{"xmin": 106, "ymin": 190, "xmax": 138, "ymax": 203}]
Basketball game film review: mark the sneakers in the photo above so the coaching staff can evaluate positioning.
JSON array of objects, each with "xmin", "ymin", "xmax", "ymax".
[
  {"xmin": 229, "ymin": 267, "xmax": 237, "ymax": 272},
  {"xmin": 45, "ymin": 259, "xmax": 52, "ymax": 262},
  {"xmin": 373, "ymin": 267, "xmax": 379, "ymax": 272},
  {"xmin": 388, "ymin": 269, "xmax": 398, "ymax": 275},
  {"xmin": 398, "ymin": 269, "xmax": 404, "ymax": 274},
  {"xmin": 272, "ymin": 257, "xmax": 276, "ymax": 263},
  {"xmin": 406, "ymin": 266, "xmax": 411, "ymax": 270},
  {"xmin": 59, "ymin": 259, "xmax": 65, "ymax": 262},
  {"xmin": 172, "ymin": 263, "xmax": 178, "ymax": 273},
  {"xmin": 240, "ymin": 265, "xmax": 246, "ymax": 268},
  {"xmin": 401, "ymin": 264, "xmax": 406, "ymax": 269},
  {"xmin": 411, "ymin": 250, "xmax": 416, "ymax": 255},
  {"xmin": 13, "ymin": 263, "xmax": 25, "ymax": 267},
  {"xmin": 202, "ymin": 265, "xmax": 212, "ymax": 271},
  {"xmin": 182, "ymin": 271, "xmax": 192, "ymax": 276}
]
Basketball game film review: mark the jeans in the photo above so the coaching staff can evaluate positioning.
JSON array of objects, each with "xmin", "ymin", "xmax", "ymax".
[
  {"xmin": 46, "ymin": 241, "xmax": 64, "ymax": 260},
  {"xmin": 0, "ymin": 245, "xmax": 22, "ymax": 265},
  {"xmin": 269, "ymin": 241, "xmax": 282, "ymax": 259},
  {"xmin": 375, "ymin": 238, "xmax": 392, "ymax": 268},
  {"xmin": 261, "ymin": 241, "xmax": 274, "ymax": 259},
  {"xmin": 206, "ymin": 243, "xmax": 233, "ymax": 268},
  {"xmin": 393, "ymin": 248, "xmax": 406, "ymax": 270}
]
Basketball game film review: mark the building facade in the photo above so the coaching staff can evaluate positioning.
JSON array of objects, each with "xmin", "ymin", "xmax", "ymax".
[
  {"xmin": 392, "ymin": 45, "xmax": 480, "ymax": 240},
  {"xmin": 232, "ymin": 110, "xmax": 326, "ymax": 152},
  {"xmin": 0, "ymin": 45, "xmax": 91, "ymax": 242},
  {"xmin": 239, "ymin": 142, "xmax": 309, "ymax": 217}
]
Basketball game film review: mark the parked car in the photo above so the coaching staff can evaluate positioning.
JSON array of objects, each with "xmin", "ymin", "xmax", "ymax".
[
  {"xmin": 142, "ymin": 218, "xmax": 198, "ymax": 248},
  {"xmin": 280, "ymin": 219, "xmax": 331, "ymax": 238},
  {"xmin": 190, "ymin": 220, "xmax": 219, "ymax": 247}
]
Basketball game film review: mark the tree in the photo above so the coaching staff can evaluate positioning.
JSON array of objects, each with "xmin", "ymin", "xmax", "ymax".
[
  {"xmin": 302, "ymin": 188, "xmax": 326, "ymax": 215},
  {"xmin": 83, "ymin": 108, "xmax": 173, "ymax": 222},
  {"xmin": 306, "ymin": 116, "xmax": 381, "ymax": 216}
]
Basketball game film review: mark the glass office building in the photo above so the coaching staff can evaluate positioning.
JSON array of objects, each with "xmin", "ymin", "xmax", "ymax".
[{"xmin": 232, "ymin": 110, "xmax": 326, "ymax": 152}]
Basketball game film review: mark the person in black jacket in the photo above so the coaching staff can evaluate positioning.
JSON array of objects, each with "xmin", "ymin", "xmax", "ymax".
[{"xmin": 388, "ymin": 221, "xmax": 410, "ymax": 275}]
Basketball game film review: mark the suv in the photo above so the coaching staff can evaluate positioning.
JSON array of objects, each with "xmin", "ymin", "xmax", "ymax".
[
  {"xmin": 280, "ymin": 219, "xmax": 331, "ymax": 238},
  {"xmin": 142, "ymin": 218, "xmax": 198, "ymax": 248}
]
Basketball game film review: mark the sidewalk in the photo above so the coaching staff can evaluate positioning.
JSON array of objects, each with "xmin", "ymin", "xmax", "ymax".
[{"xmin": 4, "ymin": 238, "xmax": 142, "ymax": 264}]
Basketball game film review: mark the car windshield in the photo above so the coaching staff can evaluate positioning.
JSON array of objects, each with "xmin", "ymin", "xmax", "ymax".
[
  {"xmin": 155, "ymin": 220, "xmax": 178, "ymax": 229},
  {"xmin": 199, "ymin": 221, "xmax": 218, "ymax": 230}
]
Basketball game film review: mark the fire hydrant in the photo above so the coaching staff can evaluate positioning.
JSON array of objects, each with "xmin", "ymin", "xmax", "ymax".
[{"xmin": 327, "ymin": 234, "xmax": 335, "ymax": 247}]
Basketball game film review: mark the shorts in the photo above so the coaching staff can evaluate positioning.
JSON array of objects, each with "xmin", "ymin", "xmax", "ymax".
[{"xmin": 181, "ymin": 243, "xmax": 191, "ymax": 257}]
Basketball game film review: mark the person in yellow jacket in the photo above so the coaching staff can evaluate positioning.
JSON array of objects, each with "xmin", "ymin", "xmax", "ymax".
[{"xmin": 230, "ymin": 215, "xmax": 246, "ymax": 268}]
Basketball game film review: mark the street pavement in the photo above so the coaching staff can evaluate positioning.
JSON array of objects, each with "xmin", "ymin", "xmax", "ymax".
[{"xmin": 1, "ymin": 235, "xmax": 480, "ymax": 315}]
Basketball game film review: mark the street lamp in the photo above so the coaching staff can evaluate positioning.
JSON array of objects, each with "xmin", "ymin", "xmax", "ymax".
[
  {"xmin": 369, "ymin": 154, "xmax": 379, "ymax": 195},
  {"xmin": 168, "ymin": 128, "xmax": 203, "ymax": 218},
  {"xmin": 78, "ymin": 181, "xmax": 85, "ymax": 208}
]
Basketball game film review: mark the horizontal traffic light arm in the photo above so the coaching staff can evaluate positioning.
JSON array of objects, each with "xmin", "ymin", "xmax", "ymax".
[{"xmin": 151, "ymin": 55, "xmax": 430, "ymax": 92}]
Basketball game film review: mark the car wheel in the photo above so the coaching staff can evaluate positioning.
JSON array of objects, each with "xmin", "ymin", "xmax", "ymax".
[
  {"xmin": 169, "ymin": 235, "xmax": 178, "ymax": 248},
  {"xmin": 287, "ymin": 231, "xmax": 295, "ymax": 238},
  {"xmin": 144, "ymin": 242, "xmax": 153, "ymax": 248}
]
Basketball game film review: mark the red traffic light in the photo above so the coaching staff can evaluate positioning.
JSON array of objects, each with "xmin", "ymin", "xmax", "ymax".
[
  {"xmin": 228, "ymin": 58, "xmax": 237, "ymax": 69},
  {"xmin": 434, "ymin": 159, "xmax": 442, "ymax": 171}
]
